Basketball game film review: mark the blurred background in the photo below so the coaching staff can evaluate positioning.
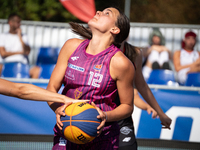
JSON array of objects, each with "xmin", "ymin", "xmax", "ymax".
[
  {"xmin": 0, "ymin": 0, "xmax": 200, "ymax": 150},
  {"xmin": 0, "ymin": 0, "xmax": 200, "ymax": 24}
]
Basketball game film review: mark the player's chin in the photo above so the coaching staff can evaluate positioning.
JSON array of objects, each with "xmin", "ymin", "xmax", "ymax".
[{"xmin": 87, "ymin": 19, "xmax": 99, "ymax": 29}]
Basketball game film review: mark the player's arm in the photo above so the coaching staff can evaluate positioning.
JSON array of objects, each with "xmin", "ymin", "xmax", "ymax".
[
  {"xmin": 135, "ymin": 49, "xmax": 171, "ymax": 129},
  {"xmin": 106, "ymin": 52, "xmax": 135, "ymax": 121},
  {"xmin": 134, "ymin": 89, "xmax": 158, "ymax": 118},
  {"xmin": 46, "ymin": 38, "xmax": 84, "ymax": 130},
  {"xmin": 47, "ymin": 38, "xmax": 83, "ymax": 111},
  {"xmin": 134, "ymin": 88, "xmax": 149, "ymax": 110},
  {"xmin": 0, "ymin": 78, "xmax": 87, "ymax": 103},
  {"xmin": 131, "ymin": 48, "xmax": 157, "ymax": 117},
  {"xmin": 93, "ymin": 52, "xmax": 135, "ymax": 135}
]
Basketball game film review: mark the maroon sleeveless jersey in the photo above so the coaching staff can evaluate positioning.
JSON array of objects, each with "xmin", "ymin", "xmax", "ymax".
[{"xmin": 62, "ymin": 39, "xmax": 120, "ymax": 111}]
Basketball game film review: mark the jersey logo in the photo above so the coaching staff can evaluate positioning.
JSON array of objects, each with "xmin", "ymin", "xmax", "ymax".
[
  {"xmin": 122, "ymin": 137, "xmax": 131, "ymax": 142},
  {"xmin": 120, "ymin": 126, "xmax": 133, "ymax": 135},
  {"xmin": 65, "ymin": 70, "xmax": 75, "ymax": 80},
  {"xmin": 74, "ymin": 88, "xmax": 83, "ymax": 99},
  {"xmin": 59, "ymin": 137, "xmax": 67, "ymax": 146},
  {"xmin": 71, "ymin": 56, "xmax": 79, "ymax": 61},
  {"xmin": 93, "ymin": 64, "xmax": 102, "ymax": 71},
  {"xmin": 68, "ymin": 63, "xmax": 85, "ymax": 72}
]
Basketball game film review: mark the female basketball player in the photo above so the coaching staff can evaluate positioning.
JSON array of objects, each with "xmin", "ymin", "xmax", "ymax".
[
  {"xmin": 65, "ymin": 20, "xmax": 172, "ymax": 150},
  {"xmin": 47, "ymin": 7, "xmax": 135, "ymax": 150},
  {"xmin": 0, "ymin": 78, "xmax": 87, "ymax": 104},
  {"xmin": 116, "ymin": 41, "xmax": 172, "ymax": 150}
]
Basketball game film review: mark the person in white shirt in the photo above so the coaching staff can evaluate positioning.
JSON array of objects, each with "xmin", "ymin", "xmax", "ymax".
[
  {"xmin": 0, "ymin": 55, "xmax": 2, "ymax": 75},
  {"xmin": 0, "ymin": 13, "xmax": 30, "ymax": 65},
  {"xmin": 173, "ymin": 31, "xmax": 200, "ymax": 85},
  {"xmin": 142, "ymin": 28, "xmax": 171, "ymax": 81}
]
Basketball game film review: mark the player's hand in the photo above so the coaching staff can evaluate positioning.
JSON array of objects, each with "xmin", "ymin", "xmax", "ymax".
[
  {"xmin": 146, "ymin": 106, "xmax": 159, "ymax": 119},
  {"xmin": 91, "ymin": 102, "xmax": 106, "ymax": 137},
  {"xmin": 159, "ymin": 113, "xmax": 172, "ymax": 130},
  {"xmin": 55, "ymin": 102, "xmax": 72, "ymax": 131},
  {"xmin": 16, "ymin": 28, "xmax": 22, "ymax": 37}
]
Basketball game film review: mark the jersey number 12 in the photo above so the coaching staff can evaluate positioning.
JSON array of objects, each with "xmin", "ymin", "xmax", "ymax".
[{"xmin": 87, "ymin": 71, "xmax": 103, "ymax": 88}]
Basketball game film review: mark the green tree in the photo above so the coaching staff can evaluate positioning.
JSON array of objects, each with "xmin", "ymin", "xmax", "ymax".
[
  {"xmin": 0, "ymin": 0, "xmax": 79, "ymax": 22},
  {"xmin": 0, "ymin": 0, "xmax": 200, "ymax": 24}
]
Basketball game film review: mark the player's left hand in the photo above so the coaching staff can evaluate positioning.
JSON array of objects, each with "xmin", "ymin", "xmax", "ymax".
[
  {"xmin": 159, "ymin": 113, "xmax": 172, "ymax": 130},
  {"xmin": 91, "ymin": 102, "xmax": 106, "ymax": 137},
  {"xmin": 55, "ymin": 102, "xmax": 72, "ymax": 131}
]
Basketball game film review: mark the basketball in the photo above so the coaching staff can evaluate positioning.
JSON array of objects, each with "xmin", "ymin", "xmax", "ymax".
[{"xmin": 60, "ymin": 102, "xmax": 101, "ymax": 144}]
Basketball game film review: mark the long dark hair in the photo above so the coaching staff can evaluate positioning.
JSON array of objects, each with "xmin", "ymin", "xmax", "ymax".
[
  {"xmin": 124, "ymin": 41, "xmax": 139, "ymax": 64},
  {"xmin": 114, "ymin": 7, "xmax": 130, "ymax": 47},
  {"xmin": 69, "ymin": 7, "xmax": 130, "ymax": 48}
]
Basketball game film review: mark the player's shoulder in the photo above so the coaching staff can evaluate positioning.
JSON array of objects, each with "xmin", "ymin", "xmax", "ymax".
[
  {"xmin": 62, "ymin": 38, "xmax": 84, "ymax": 51},
  {"xmin": 112, "ymin": 51, "xmax": 134, "ymax": 72},
  {"xmin": 59, "ymin": 38, "xmax": 85, "ymax": 58},
  {"xmin": 64, "ymin": 38, "xmax": 84, "ymax": 48},
  {"xmin": 110, "ymin": 50, "xmax": 135, "ymax": 81}
]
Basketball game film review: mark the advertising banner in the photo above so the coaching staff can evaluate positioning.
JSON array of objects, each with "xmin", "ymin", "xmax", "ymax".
[{"xmin": 0, "ymin": 82, "xmax": 200, "ymax": 142}]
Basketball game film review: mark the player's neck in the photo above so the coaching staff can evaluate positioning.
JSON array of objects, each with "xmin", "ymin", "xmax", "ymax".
[{"xmin": 87, "ymin": 37, "xmax": 112, "ymax": 55}]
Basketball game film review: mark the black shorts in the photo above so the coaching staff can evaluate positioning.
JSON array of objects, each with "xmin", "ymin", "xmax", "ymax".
[{"xmin": 118, "ymin": 117, "xmax": 138, "ymax": 150}]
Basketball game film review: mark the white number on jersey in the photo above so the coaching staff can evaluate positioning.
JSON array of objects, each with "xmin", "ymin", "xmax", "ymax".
[{"xmin": 87, "ymin": 71, "xmax": 103, "ymax": 88}]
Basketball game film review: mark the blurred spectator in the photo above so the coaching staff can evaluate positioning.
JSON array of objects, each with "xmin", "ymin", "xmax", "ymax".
[
  {"xmin": 0, "ymin": 13, "xmax": 30, "ymax": 65},
  {"xmin": 173, "ymin": 31, "xmax": 200, "ymax": 85},
  {"xmin": 29, "ymin": 65, "xmax": 41, "ymax": 78},
  {"xmin": 142, "ymin": 28, "xmax": 172, "ymax": 81},
  {"xmin": 0, "ymin": 55, "xmax": 2, "ymax": 75}
]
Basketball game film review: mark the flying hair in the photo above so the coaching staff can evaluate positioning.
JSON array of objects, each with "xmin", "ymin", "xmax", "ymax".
[
  {"xmin": 69, "ymin": 7, "xmax": 130, "ymax": 48},
  {"xmin": 69, "ymin": 22, "xmax": 92, "ymax": 40}
]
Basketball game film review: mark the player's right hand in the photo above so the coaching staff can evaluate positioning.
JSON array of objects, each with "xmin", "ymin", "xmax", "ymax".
[{"xmin": 91, "ymin": 102, "xmax": 106, "ymax": 137}]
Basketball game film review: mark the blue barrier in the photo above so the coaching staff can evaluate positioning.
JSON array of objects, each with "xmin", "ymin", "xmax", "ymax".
[
  {"xmin": 0, "ymin": 81, "xmax": 200, "ymax": 143},
  {"xmin": 147, "ymin": 69, "xmax": 176, "ymax": 85},
  {"xmin": 1, "ymin": 62, "xmax": 30, "ymax": 78},
  {"xmin": 185, "ymin": 73, "xmax": 200, "ymax": 87},
  {"xmin": 36, "ymin": 47, "xmax": 58, "ymax": 65},
  {"xmin": 134, "ymin": 88, "xmax": 200, "ymax": 143},
  {"xmin": 39, "ymin": 64, "xmax": 55, "ymax": 79}
]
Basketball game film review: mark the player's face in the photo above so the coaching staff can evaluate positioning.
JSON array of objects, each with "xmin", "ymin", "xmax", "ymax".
[
  {"xmin": 184, "ymin": 36, "xmax": 196, "ymax": 50},
  {"xmin": 88, "ymin": 7, "xmax": 119, "ymax": 34}
]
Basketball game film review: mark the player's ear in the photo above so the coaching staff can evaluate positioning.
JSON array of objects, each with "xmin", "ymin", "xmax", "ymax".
[{"xmin": 110, "ymin": 26, "xmax": 120, "ymax": 35}]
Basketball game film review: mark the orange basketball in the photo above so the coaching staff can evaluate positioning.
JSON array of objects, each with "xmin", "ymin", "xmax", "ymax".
[{"xmin": 60, "ymin": 102, "xmax": 101, "ymax": 144}]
